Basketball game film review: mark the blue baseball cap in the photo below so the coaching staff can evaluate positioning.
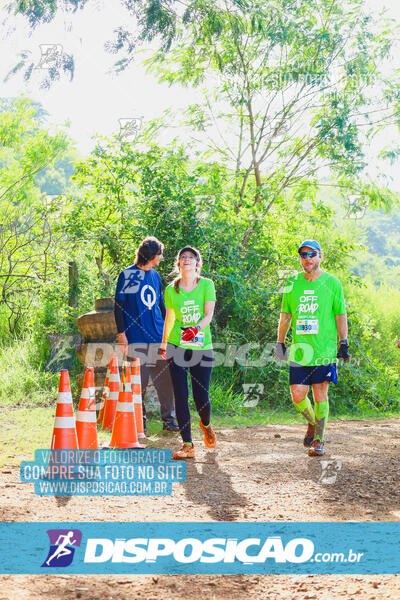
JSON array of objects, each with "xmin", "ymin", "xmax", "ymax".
[{"xmin": 298, "ymin": 239, "xmax": 321, "ymax": 252}]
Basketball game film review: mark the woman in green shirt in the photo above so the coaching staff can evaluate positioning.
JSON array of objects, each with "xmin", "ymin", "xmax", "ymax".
[{"xmin": 161, "ymin": 246, "xmax": 217, "ymax": 460}]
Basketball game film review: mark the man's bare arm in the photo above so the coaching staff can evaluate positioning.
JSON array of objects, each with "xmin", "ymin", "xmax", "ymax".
[
  {"xmin": 277, "ymin": 312, "xmax": 292, "ymax": 343},
  {"xmin": 335, "ymin": 313, "xmax": 348, "ymax": 340}
]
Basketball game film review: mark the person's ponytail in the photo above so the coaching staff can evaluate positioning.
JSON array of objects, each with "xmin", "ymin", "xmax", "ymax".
[{"xmin": 173, "ymin": 273, "xmax": 182, "ymax": 293}]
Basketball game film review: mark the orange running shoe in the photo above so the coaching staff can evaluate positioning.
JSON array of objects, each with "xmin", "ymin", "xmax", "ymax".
[
  {"xmin": 172, "ymin": 443, "xmax": 195, "ymax": 460},
  {"xmin": 199, "ymin": 420, "xmax": 216, "ymax": 448},
  {"xmin": 308, "ymin": 440, "xmax": 325, "ymax": 456}
]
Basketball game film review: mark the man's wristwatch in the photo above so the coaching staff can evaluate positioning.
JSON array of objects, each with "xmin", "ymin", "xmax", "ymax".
[{"xmin": 196, "ymin": 324, "xmax": 202, "ymax": 331}]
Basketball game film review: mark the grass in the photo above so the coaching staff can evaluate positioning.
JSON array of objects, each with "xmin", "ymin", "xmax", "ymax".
[
  {"xmin": 0, "ymin": 406, "xmax": 54, "ymax": 467},
  {"xmin": 1, "ymin": 336, "xmax": 400, "ymax": 467},
  {"xmin": 0, "ymin": 338, "xmax": 60, "ymax": 407},
  {"xmin": 2, "ymin": 402, "xmax": 400, "ymax": 468}
]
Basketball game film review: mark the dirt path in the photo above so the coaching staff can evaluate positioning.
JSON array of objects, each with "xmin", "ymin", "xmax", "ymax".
[{"xmin": 1, "ymin": 419, "xmax": 400, "ymax": 599}]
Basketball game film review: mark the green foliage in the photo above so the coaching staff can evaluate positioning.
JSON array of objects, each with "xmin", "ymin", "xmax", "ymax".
[
  {"xmin": 0, "ymin": 97, "xmax": 71, "ymax": 333},
  {"xmin": 9, "ymin": 0, "xmax": 400, "ymax": 212},
  {"xmin": 35, "ymin": 148, "xmax": 77, "ymax": 195},
  {"xmin": 318, "ymin": 185, "xmax": 400, "ymax": 288},
  {"xmin": 53, "ymin": 132, "xmax": 400, "ymax": 415},
  {"xmin": 0, "ymin": 335, "xmax": 60, "ymax": 407},
  {"xmin": 1, "ymin": 91, "xmax": 399, "ymax": 419},
  {"xmin": 143, "ymin": 0, "xmax": 399, "ymax": 209}
]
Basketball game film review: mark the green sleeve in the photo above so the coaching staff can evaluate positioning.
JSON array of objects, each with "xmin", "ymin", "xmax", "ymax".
[
  {"xmin": 165, "ymin": 285, "xmax": 173, "ymax": 309},
  {"xmin": 332, "ymin": 279, "xmax": 346, "ymax": 315},
  {"xmin": 281, "ymin": 290, "xmax": 291, "ymax": 313},
  {"xmin": 205, "ymin": 279, "xmax": 216, "ymax": 302}
]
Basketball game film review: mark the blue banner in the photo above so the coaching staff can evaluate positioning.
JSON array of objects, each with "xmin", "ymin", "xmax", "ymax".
[{"xmin": 0, "ymin": 522, "xmax": 399, "ymax": 574}]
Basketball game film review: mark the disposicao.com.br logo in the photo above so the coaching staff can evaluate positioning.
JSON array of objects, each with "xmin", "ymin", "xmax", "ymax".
[
  {"xmin": 1, "ymin": 522, "xmax": 386, "ymax": 574},
  {"xmin": 84, "ymin": 536, "xmax": 312, "ymax": 564},
  {"xmin": 83, "ymin": 536, "xmax": 354, "ymax": 565}
]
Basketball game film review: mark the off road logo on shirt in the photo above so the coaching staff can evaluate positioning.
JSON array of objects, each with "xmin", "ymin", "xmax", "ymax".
[
  {"xmin": 298, "ymin": 290, "xmax": 319, "ymax": 315},
  {"xmin": 181, "ymin": 300, "xmax": 201, "ymax": 324}
]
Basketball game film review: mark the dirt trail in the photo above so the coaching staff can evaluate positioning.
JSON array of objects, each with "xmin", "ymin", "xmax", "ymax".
[{"xmin": 1, "ymin": 420, "xmax": 400, "ymax": 599}]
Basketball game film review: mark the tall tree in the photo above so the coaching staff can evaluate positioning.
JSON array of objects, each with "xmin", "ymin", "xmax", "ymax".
[
  {"xmin": 142, "ymin": 0, "xmax": 400, "ymax": 208},
  {"xmin": 7, "ymin": 0, "xmax": 400, "ymax": 211},
  {"xmin": 0, "ymin": 97, "xmax": 69, "ymax": 331}
]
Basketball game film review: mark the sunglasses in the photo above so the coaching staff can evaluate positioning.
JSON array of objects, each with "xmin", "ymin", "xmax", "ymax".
[{"xmin": 299, "ymin": 250, "xmax": 318, "ymax": 259}]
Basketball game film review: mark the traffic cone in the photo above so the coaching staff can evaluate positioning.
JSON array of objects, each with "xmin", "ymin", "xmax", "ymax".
[
  {"xmin": 102, "ymin": 354, "xmax": 120, "ymax": 431},
  {"xmin": 76, "ymin": 367, "xmax": 98, "ymax": 450},
  {"xmin": 51, "ymin": 369, "xmax": 78, "ymax": 449},
  {"xmin": 109, "ymin": 362, "xmax": 145, "ymax": 449},
  {"xmin": 97, "ymin": 356, "xmax": 113, "ymax": 424},
  {"xmin": 132, "ymin": 358, "xmax": 146, "ymax": 439}
]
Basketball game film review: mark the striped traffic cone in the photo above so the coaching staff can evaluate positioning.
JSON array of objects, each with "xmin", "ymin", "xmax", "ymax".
[
  {"xmin": 51, "ymin": 369, "xmax": 78, "ymax": 449},
  {"xmin": 76, "ymin": 367, "xmax": 98, "ymax": 450},
  {"xmin": 102, "ymin": 354, "xmax": 120, "ymax": 431},
  {"xmin": 132, "ymin": 358, "xmax": 146, "ymax": 439},
  {"xmin": 109, "ymin": 362, "xmax": 145, "ymax": 449},
  {"xmin": 97, "ymin": 355, "xmax": 113, "ymax": 424}
]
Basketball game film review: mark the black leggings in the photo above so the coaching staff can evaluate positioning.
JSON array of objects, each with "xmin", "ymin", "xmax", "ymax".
[{"xmin": 167, "ymin": 344, "xmax": 213, "ymax": 444}]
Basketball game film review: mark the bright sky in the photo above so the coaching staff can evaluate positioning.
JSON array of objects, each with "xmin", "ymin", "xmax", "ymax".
[
  {"xmin": 0, "ymin": 0, "xmax": 399, "ymax": 188},
  {"xmin": 0, "ymin": 0, "xmax": 201, "ymax": 152}
]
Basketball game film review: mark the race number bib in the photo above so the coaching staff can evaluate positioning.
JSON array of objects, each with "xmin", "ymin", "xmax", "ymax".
[
  {"xmin": 296, "ymin": 319, "xmax": 319, "ymax": 335},
  {"xmin": 180, "ymin": 329, "xmax": 205, "ymax": 347}
]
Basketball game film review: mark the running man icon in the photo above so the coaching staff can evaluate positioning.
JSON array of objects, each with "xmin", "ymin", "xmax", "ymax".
[
  {"xmin": 46, "ymin": 531, "xmax": 76, "ymax": 565},
  {"xmin": 42, "ymin": 528, "xmax": 82, "ymax": 567}
]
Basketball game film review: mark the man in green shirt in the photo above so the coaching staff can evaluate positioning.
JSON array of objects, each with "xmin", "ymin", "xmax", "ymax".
[{"xmin": 274, "ymin": 240, "xmax": 349, "ymax": 456}]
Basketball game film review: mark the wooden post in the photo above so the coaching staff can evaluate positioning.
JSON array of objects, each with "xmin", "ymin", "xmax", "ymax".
[{"xmin": 68, "ymin": 260, "xmax": 79, "ymax": 317}]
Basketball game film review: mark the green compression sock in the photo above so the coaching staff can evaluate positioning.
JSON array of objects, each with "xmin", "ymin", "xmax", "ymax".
[
  {"xmin": 293, "ymin": 396, "xmax": 315, "ymax": 425},
  {"xmin": 314, "ymin": 400, "xmax": 329, "ymax": 441}
]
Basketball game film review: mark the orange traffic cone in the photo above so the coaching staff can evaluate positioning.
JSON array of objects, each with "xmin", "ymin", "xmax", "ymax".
[
  {"xmin": 102, "ymin": 354, "xmax": 120, "ymax": 431},
  {"xmin": 109, "ymin": 362, "xmax": 145, "ymax": 448},
  {"xmin": 51, "ymin": 369, "xmax": 78, "ymax": 449},
  {"xmin": 132, "ymin": 358, "xmax": 146, "ymax": 439},
  {"xmin": 97, "ymin": 355, "xmax": 113, "ymax": 424},
  {"xmin": 76, "ymin": 367, "xmax": 98, "ymax": 450}
]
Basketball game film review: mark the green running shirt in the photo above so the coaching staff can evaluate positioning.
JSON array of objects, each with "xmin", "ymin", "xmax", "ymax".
[
  {"xmin": 165, "ymin": 277, "xmax": 216, "ymax": 350},
  {"xmin": 281, "ymin": 271, "xmax": 346, "ymax": 366}
]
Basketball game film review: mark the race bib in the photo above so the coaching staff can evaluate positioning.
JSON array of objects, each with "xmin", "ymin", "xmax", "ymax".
[
  {"xmin": 180, "ymin": 329, "xmax": 205, "ymax": 347},
  {"xmin": 296, "ymin": 319, "xmax": 319, "ymax": 335}
]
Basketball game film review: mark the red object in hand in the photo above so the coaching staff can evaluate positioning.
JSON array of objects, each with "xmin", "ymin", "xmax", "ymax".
[
  {"xmin": 160, "ymin": 348, "xmax": 167, "ymax": 362},
  {"xmin": 181, "ymin": 326, "xmax": 198, "ymax": 342}
]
